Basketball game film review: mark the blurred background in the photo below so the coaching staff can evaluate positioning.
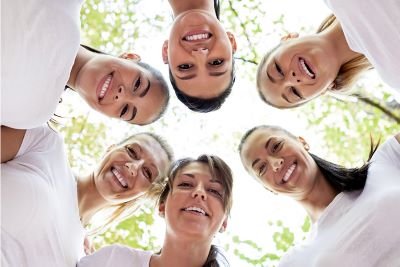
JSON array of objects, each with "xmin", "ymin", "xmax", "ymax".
[{"xmin": 55, "ymin": 0, "xmax": 400, "ymax": 266}]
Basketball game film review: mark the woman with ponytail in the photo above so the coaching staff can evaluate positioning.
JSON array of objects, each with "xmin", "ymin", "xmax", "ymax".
[{"xmin": 239, "ymin": 125, "xmax": 400, "ymax": 266}]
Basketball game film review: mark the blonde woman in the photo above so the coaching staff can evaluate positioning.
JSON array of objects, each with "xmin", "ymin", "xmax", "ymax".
[
  {"xmin": 256, "ymin": 11, "xmax": 397, "ymax": 108},
  {"xmin": 1, "ymin": 125, "xmax": 173, "ymax": 267},
  {"xmin": 78, "ymin": 154, "xmax": 233, "ymax": 267}
]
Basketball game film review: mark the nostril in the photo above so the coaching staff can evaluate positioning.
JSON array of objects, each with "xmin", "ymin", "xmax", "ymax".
[
  {"xmin": 118, "ymin": 87, "xmax": 122, "ymax": 93},
  {"xmin": 292, "ymin": 71, "xmax": 296, "ymax": 76}
]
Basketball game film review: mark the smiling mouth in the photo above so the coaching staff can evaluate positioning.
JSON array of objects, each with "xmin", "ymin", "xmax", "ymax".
[
  {"xmin": 98, "ymin": 73, "xmax": 113, "ymax": 101},
  {"xmin": 111, "ymin": 167, "xmax": 128, "ymax": 189},
  {"xmin": 182, "ymin": 206, "xmax": 208, "ymax": 216},
  {"xmin": 182, "ymin": 32, "xmax": 212, "ymax": 41},
  {"xmin": 281, "ymin": 163, "xmax": 296, "ymax": 184},
  {"xmin": 299, "ymin": 58, "xmax": 315, "ymax": 79}
]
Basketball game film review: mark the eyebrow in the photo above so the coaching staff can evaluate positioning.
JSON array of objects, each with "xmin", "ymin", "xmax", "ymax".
[
  {"xmin": 266, "ymin": 70, "xmax": 276, "ymax": 84},
  {"xmin": 176, "ymin": 74, "xmax": 197, "ymax": 80},
  {"xmin": 140, "ymin": 78, "xmax": 151, "ymax": 98},
  {"xmin": 176, "ymin": 70, "xmax": 228, "ymax": 80},
  {"xmin": 251, "ymin": 138, "xmax": 272, "ymax": 168},
  {"xmin": 282, "ymin": 94, "xmax": 292, "ymax": 103}
]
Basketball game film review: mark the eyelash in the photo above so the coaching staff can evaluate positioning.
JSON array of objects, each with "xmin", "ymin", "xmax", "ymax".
[
  {"xmin": 275, "ymin": 62, "xmax": 284, "ymax": 76},
  {"xmin": 126, "ymin": 146, "xmax": 139, "ymax": 160},
  {"xmin": 133, "ymin": 76, "xmax": 141, "ymax": 92},
  {"xmin": 259, "ymin": 163, "xmax": 266, "ymax": 176},
  {"xmin": 272, "ymin": 141, "xmax": 283, "ymax": 152},
  {"xmin": 290, "ymin": 87, "xmax": 302, "ymax": 99},
  {"xmin": 120, "ymin": 105, "xmax": 129, "ymax": 118},
  {"xmin": 178, "ymin": 64, "xmax": 193, "ymax": 70},
  {"xmin": 209, "ymin": 59, "xmax": 224, "ymax": 66}
]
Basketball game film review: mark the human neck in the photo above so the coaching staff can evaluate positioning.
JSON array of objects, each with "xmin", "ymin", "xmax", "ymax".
[
  {"xmin": 169, "ymin": 0, "xmax": 214, "ymax": 17},
  {"xmin": 67, "ymin": 46, "xmax": 92, "ymax": 91},
  {"xmin": 298, "ymin": 169, "xmax": 339, "ymax": 223},
  {"xmin": 322, "ymin": 19, "xmax": 360, "ymax": 66},
  {"xmin": 151, "ymin": 235, "xmax": 211, "ymax": 267},
  {"xmin": 76, "ymin": 173, "xmax": 108, "ymax": 226}
]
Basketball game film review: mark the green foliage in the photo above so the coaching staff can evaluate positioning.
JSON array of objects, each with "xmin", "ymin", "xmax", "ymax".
[{"xmin": 93, "ymin": 206, "xmax": 160, "ymax": 251}]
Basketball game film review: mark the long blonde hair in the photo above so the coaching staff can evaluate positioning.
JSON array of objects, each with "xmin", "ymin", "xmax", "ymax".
[
  {"xmin": 86, "ymin": 132, "xmax": 174, "ymax": 235},
  {"xmin": 317, "ymin": 14, "xmax": 373, "ymax": 93}
]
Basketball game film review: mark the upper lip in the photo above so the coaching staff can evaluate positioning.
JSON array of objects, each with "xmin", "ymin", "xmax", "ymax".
[{"xmin": 181, "ymin": 204, "xmax": 209, "ymax": 216}]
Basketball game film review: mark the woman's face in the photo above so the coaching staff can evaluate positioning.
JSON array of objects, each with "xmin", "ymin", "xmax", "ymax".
[
  {"xmin": 93, "ymin": 134, "xmax": 170, "ymax": 204},
  {"xmin": 75, "ymin": 54, "xmax": 166, "ymax": 125},
  {"xmin": 163, "ymin": 9, "xmax": 236, "ymax": 98},
  {"xmin": 258, "ymin": 35, "xmax": 339, "ymax": 108},
  {"xmin": 160, "ymin": 162, "xmax": 228, "ymax": 241},
  {"xmin": 240, "ymin": 128, "xmax": 319, "ymax": 200}
]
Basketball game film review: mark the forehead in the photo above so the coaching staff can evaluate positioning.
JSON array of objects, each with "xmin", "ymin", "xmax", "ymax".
[
  {"xmin": 175, "ymin": 72, "xmax": 231, "ymax": 98},
  {"xmin": 241, "ymin": 128, "xmax": 280, "ymax": 159},
  {"xmin": 177, "ymin": 162, "xmax": 212, "ymax": 178}
]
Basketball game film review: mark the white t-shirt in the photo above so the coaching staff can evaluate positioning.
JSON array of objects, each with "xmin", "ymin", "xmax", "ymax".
[
  {"xmin": 1, "ymin": 126, "xmax": 85, "ymax": 267},
  {"xmin": 324, "ymin": 0, "xmax": 400, "ymax": 90},
  {"xmin": 278, "ymin": 136, "xmax": 400, "ymax": 267},
  {"xmin": 1, "ymin": 0, "xmax": 82, "ymax": 129},
  {"xmin": 77, "ymin": 245, "xmax": 153, "ymax": 267}
]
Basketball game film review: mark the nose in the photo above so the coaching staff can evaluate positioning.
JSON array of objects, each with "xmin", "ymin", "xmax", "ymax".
[
  {"xmin": 270, "ymin": 157, "xmax": 284, "ymax": 173},
  {"xmin": 191, "ymin": 184, "xmax": 207, "ymax": 201},
  {"xmin": 290, "ymin": 71, "xmax": 301, "ymax": 83},
  {"xmin": 125, "ymin": 159, "xmax": 144, "ymax": 176},
  {"xmin": 113, "ymin": 86, "xmax": 124, "ymax": 101},
  {"xmin": 191, "ymin": 47, "xmax": 209, "ymax": 58}
]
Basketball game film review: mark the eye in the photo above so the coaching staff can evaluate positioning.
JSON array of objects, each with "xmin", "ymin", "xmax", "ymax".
[
  {"xmin": 208, "ymin": 188, "xmax": 223, "ymax": 198},
  {"xmin": 258, "ymin": 163, "xmax": 266, "ymax": 176},
  {"xmin": 178, "ymin": 63, "xmax": 193, "ymax": 70},
  {"xmin": 120, "ymin": 104, "xmax": 129, "ymax": 118},
  {"xmin": 133, "ymin": 77, "xmax": 141, "ymax": 92},
  {"xmin": 142, "ymin": 167, "xmax": 152, "ymax": 182},
  {"xmin": 290, "ymin": 87, "xmax": 303, "ymax": 100},
  {"xmin": 126, "ymin": 146, "xmax": 139, "ymax": 160},
  {"xmin": 272, "ymin": 141, "xmax": 282, "ymax": 153},
  {"xmin": 275, "ymin": 61, "xmax": 284, "ymax": 76},
  {"xmin": 178, "ymin": 182, "xmax": 192, "ymax": 188},
  {"xmin": 209, "ymin": 59, "xmax": 224, "ymax": 66}
]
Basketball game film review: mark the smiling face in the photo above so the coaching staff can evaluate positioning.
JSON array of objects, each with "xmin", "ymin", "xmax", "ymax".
[
  {"xmin": 93, "ymin": 134, "xmax": 170, "ymax": 204},
  {"xmin": 240, "ymin": 127, "xmax": 319, "ymax": 200},
  {"xmin": 163, "ymin": 9, "xmax": 236, "ymax": 98},
  {"xmin": 75, "ymin": 54, "xmax": 167, "ymax": 125},
  {"xmin": 258, "ymin": 35, "xmax": 339, "ymax": 108},
  {"xmin": 160, "ymin": 161, "xmax": 228, "ymax": 242}
]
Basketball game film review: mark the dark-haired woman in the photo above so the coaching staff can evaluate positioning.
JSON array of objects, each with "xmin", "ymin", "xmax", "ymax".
[
  {"xmin": 78, "ymin": 154, "xmax": 233, "ymax": 267},
  {"xmin": 239, "ymin": 125, "xmax": 400, "ymax": 266},
  {"xmin": 162, "ymin": 0, "xmax": 237, "ymax": 113}
]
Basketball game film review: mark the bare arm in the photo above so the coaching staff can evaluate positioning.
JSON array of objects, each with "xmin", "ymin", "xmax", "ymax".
[
  {"xmin": 395, "ymin": 132, "xmax": 400, "ymax": 144},
  {"xmin": 1, "ymin": 126, "xmax": 26, "ymax": 163}
]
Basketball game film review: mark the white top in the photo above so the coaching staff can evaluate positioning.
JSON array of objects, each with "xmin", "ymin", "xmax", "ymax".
[
  {"xmin": 278, "ymin": 136, "xmax": 400, "ymax": 267},
  {"xmin": 1, "ymin": 0, "xmax": 82, "ymax": 129},
  {"xmin": 1, "ymin": 126, "xmax": 85, "ymax": 267},
  {"xmin": 324, "ymin": 0, "xmax": 400, "ymax": 90},
  {"xmin": 77, "ymin": 245, "xmax": 153, "ymax": 267}
]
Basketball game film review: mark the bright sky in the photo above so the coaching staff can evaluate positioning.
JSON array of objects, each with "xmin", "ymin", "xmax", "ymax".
[{"xmin": 58, "ymin": 0, "xmax": 397, "ymax": 265}]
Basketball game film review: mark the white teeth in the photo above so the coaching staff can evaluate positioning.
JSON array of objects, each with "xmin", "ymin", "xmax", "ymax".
[
  {"xmin": 300, "ymin": 59, "xmax": 315, "ymax": 78},
  {"xmin": 283, "ymin": 164, "xmax": 296, "ymax": 182},
  {"xmin": 112, "ymin": 168, "xmax": 128, "ymax": 188},
  {"xmin": 185, "ymin": 33, "xmax": 210, "ymax": 41},
  {"xmin": 184, "ymin": 206, "xmax": 206, "ymax": 216},
  {"xmin": 99, "ymin": 75, "xmax": 112, "ymax": 99}
]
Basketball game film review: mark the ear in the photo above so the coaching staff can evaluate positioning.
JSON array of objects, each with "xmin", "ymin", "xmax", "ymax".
[
  {"xmin": 119, "ymin": 52, "xmax": 141, "ymax": 62},
  {"xmin": 298, "ymin": 136, "xmax": 310, "ymax": 151},
  {"xmin": 219, "ymin": 217, "xmax": 228, "ymax": 233},
  {"xmin": 162, "ymin": 40, "xmax": 169, "ymax": 64},
  {"xmin": 226, "ymin": 32, "xmax": 237, "ymax": 53},
  {"xmin": 158, "ymin": 202, "xmax": 166, "ymax": 218},
  {"xmin": 280, "ymin": 32, "xmax": 299, "ymax": 42}
]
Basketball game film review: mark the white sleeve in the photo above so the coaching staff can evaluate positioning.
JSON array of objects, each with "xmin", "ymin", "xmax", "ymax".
[
  {"xmin": 370, "ymin": 136, "xmax": 400, "ymax": 169},
  {"xmin": 78, "ymin": 246, "xmax": 117, "ymax": 267}
]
